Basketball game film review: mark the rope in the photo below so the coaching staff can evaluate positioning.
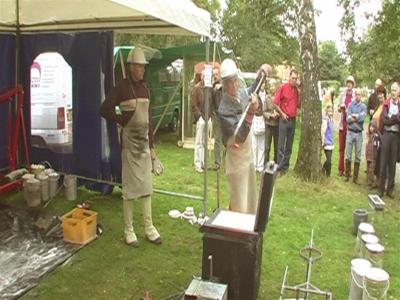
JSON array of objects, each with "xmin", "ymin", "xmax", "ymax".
[{"xmin": 362, "ymin": 277, "xmax": 390, "ymax": 300}]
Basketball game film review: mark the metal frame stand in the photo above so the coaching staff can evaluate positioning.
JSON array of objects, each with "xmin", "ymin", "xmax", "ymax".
[
  {"xmin": 0, "ymin": 84, "xmax": 30, "ymax": 196},
  {"xmin": 279, "ymin": 230, "xmax": 332, "ymax": 300}
]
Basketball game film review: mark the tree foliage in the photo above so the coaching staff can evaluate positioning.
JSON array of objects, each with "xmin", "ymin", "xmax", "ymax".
[
  {"xmin": 318, "ymin": 41, "xmax": 346, "ymax": 82},
  {"xmin": 349, "ymin": 0, "xmax": 400, "ymax": 85},
  {"xmin": 221, "ymin": 0, "xmax": 299, "ymax": 70},
  {"xmin": 338, "ymin": 0, "xmax": 400, "ymax": 86},
  {"xmin": 338, "ymin": 0, "xmax": 360, "ymax": 68}
]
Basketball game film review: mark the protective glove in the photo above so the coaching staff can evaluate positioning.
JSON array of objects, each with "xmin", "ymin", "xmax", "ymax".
[{"xmin": 152, "ymin": 157, "xmax": 164, "ymax": 176}]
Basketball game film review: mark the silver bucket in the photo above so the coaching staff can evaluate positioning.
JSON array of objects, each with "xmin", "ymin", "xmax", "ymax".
[
  {"xmin": 25, "ymin": 178, "xmax": 41, "ymax": 207},
  {"xmin": 48, "ymin": 172, "xmax": 60, "ymax": 198},
  {"xmin": 361, "ymin": 234, "xmax": 379, "ymax": 258},
  {"xmin": 355, "ymin": 223, "xmax": 375, "ymax": 257},
  {"xmin": 37, "ymin": 174, "xmax": 49, "ymax": 202},
  {"xmin": 362, "ymin": 267, "xmax": 390, "ymax": 300},
  {"xmin": 64, "ymin": 175, "xmax": 77, "ymax": 201},
  {"xmin": 349, "ymin": 258, "xmax": 371, "ymax": 300},
  {"xmin": 353, "ymin": 209, "xmax": 368, "ymax": 235},
  {"xmin": 365, "ymin": 243, "xmax": 384, "ymax": 268},
  {"xmin": 22, "ymin": 173, "xmax": 35, "ymax": 202}
]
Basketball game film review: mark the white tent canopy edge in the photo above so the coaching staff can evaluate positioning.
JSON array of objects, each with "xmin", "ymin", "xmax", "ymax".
[{"xmin": 0, "ymin": 0, "xmax": 211, "ymax": 36}]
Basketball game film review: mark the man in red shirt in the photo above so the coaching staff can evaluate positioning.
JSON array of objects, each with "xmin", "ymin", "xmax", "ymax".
[{"xmin": 273, "ymin": 69, "xmax": 300, "ymax": 174}]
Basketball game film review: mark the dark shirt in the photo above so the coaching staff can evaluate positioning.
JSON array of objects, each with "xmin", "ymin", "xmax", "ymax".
[
  {"xmin": 211, "ymin": 83, "xmax": 223, "ymax": 115},
  {"xmin": 99, "ymin": 77, "xmax": 154, "ymax": 148},
  {"xmin": 218, "ymin": 77, "xmax": 261, "ymax": 146},
  {"xmin": 190, "ymin": 82, "xmax": 206, "ymax": 122},
  {"xmin": 368, "ymin": 92, "xmax": 380, "ymax": 117},
  {"xmin": 380, "ymin": 99, "xmax": 400, "ymax": 133}
]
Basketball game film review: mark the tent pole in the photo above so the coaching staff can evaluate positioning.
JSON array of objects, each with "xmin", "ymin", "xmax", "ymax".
[
  {"xmin": 180, "ymin": 57, "xmax": 186, "ymax": 147},
  {"xmin": 14, "ymin": 0, "xmax": 21, "ymax": 167},
  {"xmin": 203, "ymin": 37, "xmax": 210, "ymax": 217},
  {"xmin": 15, "ymin": 0, "xmax": 20, "ymax": 86}
]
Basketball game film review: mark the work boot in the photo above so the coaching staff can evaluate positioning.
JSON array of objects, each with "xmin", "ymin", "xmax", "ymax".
[
  {"xmin": 141, "ymin": 196, "xmax": 162, "ymax": 244},
  {"xmin": 123, "ymin": 199, "xmax": 139, "ymax": 247},
  {"xmin": 345, "ymin": 160, "xmax": 351, "ymax": 182},
  {"xmin": 353, "ymin": 162, "xmax": 360, "ymax": 184}
]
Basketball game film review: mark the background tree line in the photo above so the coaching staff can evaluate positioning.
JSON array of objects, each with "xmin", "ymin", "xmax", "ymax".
[{"xmin": 339, "ymin": 0, "xmax": 400, "ymax": 87}]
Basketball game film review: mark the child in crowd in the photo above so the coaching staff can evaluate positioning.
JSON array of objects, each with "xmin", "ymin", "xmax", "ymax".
[
  {"xmin": 322, "ymin": 105, "xmax": 334, "ymax": 176},
  {"xmin": 365, "ymin": 120, "xmax": 380, "ymax": 188}
]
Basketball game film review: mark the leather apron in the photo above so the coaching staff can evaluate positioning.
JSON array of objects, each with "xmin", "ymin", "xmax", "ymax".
[
  {"xmin": 225, "ymin": 133, "xmax": 257, "ymax": 214},
  {"xmin": 121, "ymin": 98, "xmax": 152, "ymax": 200}
]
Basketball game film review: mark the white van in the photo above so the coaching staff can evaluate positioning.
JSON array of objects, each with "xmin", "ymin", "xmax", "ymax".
[{"xmin": 30, "ymin": 52, "xmax": 72, "ymax": 144}]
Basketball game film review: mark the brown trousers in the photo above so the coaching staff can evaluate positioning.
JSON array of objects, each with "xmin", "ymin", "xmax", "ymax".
[{"xmin": 366, "ymin": 160, "xmax": 377, "ymax": 187}]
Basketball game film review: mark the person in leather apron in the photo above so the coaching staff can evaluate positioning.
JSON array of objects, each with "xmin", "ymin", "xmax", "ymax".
[
  {"xmin": 100, "ymin": 47, "xmax": 161, "ymax": 247},
  {"xmin": 218, "ymin": 59, "xmax": 271, "ymax": 213}
]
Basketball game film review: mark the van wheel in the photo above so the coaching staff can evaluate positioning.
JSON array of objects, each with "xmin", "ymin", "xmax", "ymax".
[{"xmin": 169, "ymin": 110, "xmax": 179, "ymax": 132}]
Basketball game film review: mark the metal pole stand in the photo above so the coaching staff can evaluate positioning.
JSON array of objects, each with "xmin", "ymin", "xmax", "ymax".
[{"xmin": 279, "ymin": 229, "xmax": 333, "ymax": 300}]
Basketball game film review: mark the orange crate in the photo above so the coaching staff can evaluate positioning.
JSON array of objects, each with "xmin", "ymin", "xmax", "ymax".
[{"xmin": 61, "ymin": 208, "xmax": 97, "ymax": 244}]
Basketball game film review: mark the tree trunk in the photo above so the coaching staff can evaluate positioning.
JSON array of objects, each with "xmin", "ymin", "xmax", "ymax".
[{"xmin": 294, "ymin": 0, "xmax": 322, "ymax": 181}]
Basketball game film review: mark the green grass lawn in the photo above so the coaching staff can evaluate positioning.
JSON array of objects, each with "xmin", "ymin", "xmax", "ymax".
[{"xmin": 3, "ymin": 127, "xmax": 399, "ymax": 299}]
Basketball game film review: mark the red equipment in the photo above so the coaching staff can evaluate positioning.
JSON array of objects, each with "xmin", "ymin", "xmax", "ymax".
[{"xmin": 0, "ymin": 84, "xmax": 30, "ymax": 195}]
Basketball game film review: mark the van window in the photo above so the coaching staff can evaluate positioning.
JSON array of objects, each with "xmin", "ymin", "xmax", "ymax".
[{"xmin": 30, "ymin": 52, "xmax": 73, "ymax": 153}]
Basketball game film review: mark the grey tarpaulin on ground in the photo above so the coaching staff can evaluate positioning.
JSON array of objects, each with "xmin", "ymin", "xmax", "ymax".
[{"xmin": 0, "ymin": 206, "xmax": 81, "ymax": 299}]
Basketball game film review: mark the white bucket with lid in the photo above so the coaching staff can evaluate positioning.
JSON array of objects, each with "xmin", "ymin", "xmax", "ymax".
[
  {"xmin": 37, "ymin": 174, "xmax": 49, "ymax": 202},
  {"xmin": 366, "ymin": 243, "xmax": 385, "ymax": 268},
  {"xmin": 44, "ymin": 168, "xmax": 55, "ymax": 176},
  {"xmin": 22, "ymin": 173, "xmax": 35, "ymax": 182},
  {"xmin": 349, "ymin": 258, "xmax": 371, "ymax": 300},
  {"xmin": 361, "ymin": 234, "xmax": 379, "ymax": 258},
  {"xmin": 63, "ymin": 175, "xmax": 77, "ymax": 201},
  {"xmin": 48, "ymin": 172, "xmax": 60, "ymax": 198},
  {"xmin": 356, "ymin": 223, "xmax": 375, "ymax": 257},
  {"xmin": 25, "ymin": 178, "xmax": 41, "ymax": 207},
  {"xmin": 31, "ymin": 164, "xmax": 45, "ymax": 177},
  {"xmin": 362, "ymin": 267, "xmax": 389, "ymax": 300}
]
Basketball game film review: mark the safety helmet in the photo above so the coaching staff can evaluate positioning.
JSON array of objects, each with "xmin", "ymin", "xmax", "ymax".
[
  {"xmin": 127, "ymin": 47, "xmax": 148, "ymax": 64},
  {"xmin": 375, "ymin": 78, "xmax": 383, "ymax": 86},
  {"xmin": 346, "ymin": 75, "xmax": 355, "ymax": 85},
  {"xmin": 220, "ymin": 59, "xmax": 238, "ymax": 79}
]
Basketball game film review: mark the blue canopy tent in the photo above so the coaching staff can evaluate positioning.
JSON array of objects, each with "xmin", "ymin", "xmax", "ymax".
[{"xmin": 0, "ymin": 1, "xmax": 212, "ymax": 205}]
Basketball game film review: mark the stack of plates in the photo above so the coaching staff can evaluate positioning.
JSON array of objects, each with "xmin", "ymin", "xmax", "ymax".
[{"xmin": 168, "ymin": 209, "xmax": 181, "ymax": 219}]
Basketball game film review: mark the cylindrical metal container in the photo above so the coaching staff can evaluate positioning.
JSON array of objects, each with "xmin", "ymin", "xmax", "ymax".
[
  {"xmin": 349, "ymin": 258, "xmax": 371, "ymax": 300},
  {"xmin": 64, "ymin": 175, "xmax": 77, "ymax": 201},
  {"xmin": 25, "ymin": 178, "xmax": 41, "ymax": 207},
  {"xmin": 31, "ymin": 164, "xmax": 45, "ymax": 177},
  {"xmin": 362, "ymin": 267, "xmax": 389, "ymax": 300},
  {"xmin": 48, "ymin": 172, "xmax": 60, "ymax": 198},
  {"xmin": 365, "ymin": 243, "xmax": 384, "ymax": 268},
  {"xmin": 37, "ymin": 174, "xmax": 49, "ymax": 202},
  {"xmin": 353, "ymin": 209, "xmax": 368, "ymax": 235},
  {"xmin": 360, "ymin": 234, "xmax": 379, "ymax": 258},
  {"xmin": 44, "ymin": 168, "xmax": 55, "ymax": 176},
  {"xmin": 355, "ymin": 223, "xmax": 375, "ymax": 257},
  {"xmin": 22, "ymin": 173, "xmax": 35, "ymax": 202}
]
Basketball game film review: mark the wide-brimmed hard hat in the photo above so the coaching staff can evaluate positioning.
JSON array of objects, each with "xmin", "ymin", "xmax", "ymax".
[
  {"xmin": 220, "ymin": 58, "xmax": 238, "ymax": 79},
  {"xmin": 127, "ymin": 48, "xmax": 148, "ymax": 64},
  {"xmin": 345, "ymin": 75, "xmax": 355, "ymax": 85}
]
